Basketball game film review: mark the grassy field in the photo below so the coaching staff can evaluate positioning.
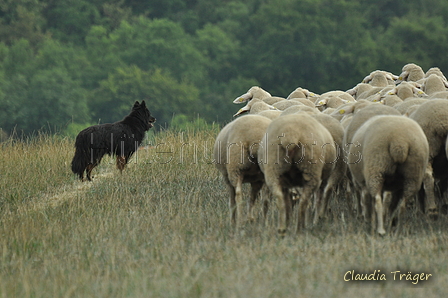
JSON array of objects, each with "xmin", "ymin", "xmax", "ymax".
[{"xmin": 1, "ymin": 129, "xmax": 448, "ymax": 297}]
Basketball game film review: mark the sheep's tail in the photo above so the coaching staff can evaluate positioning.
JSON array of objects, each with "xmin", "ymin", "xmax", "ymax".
[{"xmin": 389, "ymin": 140, "xmax": 409, "ymax": 164}]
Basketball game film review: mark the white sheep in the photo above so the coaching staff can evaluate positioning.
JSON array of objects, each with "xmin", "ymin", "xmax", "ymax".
[
  {"xmin": 362, "ymin": 70, "xmax": 397, "ymax": 86},
  {"xmin": 322, "ymin": 107, "xmax": 336, "ymax": 115},
  {"xmin": 393, "ymin": 98, "xmax": 428, "ymax": 115},
  {"xmin": 233, "ymin": 98, "xmax": 278, "ymax": 117},
  {"xmin": 258, "ymin": 114, "xmax": 336, "ymax": 235},
  {"xmin": 344, "ymin": 104, "xmax": 401, "ymax": 156},
  {"xmin": 380, "ymin": 94, "xmax": 403, "ymax": 107},
  {"xmin": 308, "ymin": 113, "xmax": 346, "ymax": 224},
  {"xmin": 262, "ymin": 96, "xmax": 287, "ymax": 105},
  {"xmin": 280, "ymin": 105, "xmax": 319, "ymax": 116},
  {"xmin": 421, "ymin": 74, "xmax": 448, "ymax": 95},
  {"xmin": 329, "ymin": 100, "xmax": 374, "ymax": 121},
  {"xmin": 396, "ymin": 63, "xmax": 425, "ymax": 83},
  {"xmin": 214, "ymin": 115, "xmax": 272, "ymax": 229},
  {"xmin": 290, "ymin": 97, "xmax": 318, "ymax": 108},
  {"xmin": 425, "ymin": 67, "xmax": 448, "ymax": 82},
  {"xmin": 233, "ymin": 86, "xmax": 272, "ymax": 104},
  {"xmin": 319, "ymin": 90, "xmax": 356, "ymax": 102},
  {"xmin": 348, "ymin": 115, "xmax": 429, "ymax": 235},
  {"xmin": 342, "ymin": 105, "xmax": 401, "ymax": 217},
  {"xmin": 346, "ymin": 83, "xmax": 374, "ymax": 100},
  {"xmin": 287, "ymin": 87, "xmax": 318, "ymax": 100},
  {"xmin": 315, "ymin": 95, "xmax": 349, "ymax": 111},
  {"xmin": 257, "ymin": 110, "xmax": 283, "ymax": 120},
  {"xmin": 409, "ymin": 99, "xmax": 448, "ymax": 219},
  {"xmin": 353, "ymin": 86, "xmax": 385, "ymax": 101},
  {"xmin": 428, "ymin": 91, "xmax": 448, "ymax": 99},
  {"xmin": 272, "ymin": 99, "xmax": 302, "ymax": 110},
  {"xmin": 387, "ymin": 81, "xmax": 425, "ymax": 101}
]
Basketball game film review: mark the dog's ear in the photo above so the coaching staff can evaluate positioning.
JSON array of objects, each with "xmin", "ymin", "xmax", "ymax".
[
  {"xmin": 133, "ymin": 101, "xmax": 140, "ymax": 108},
  {"xmin": 141, "ymin": 100, "xmax": 146, "ymax": 107}
]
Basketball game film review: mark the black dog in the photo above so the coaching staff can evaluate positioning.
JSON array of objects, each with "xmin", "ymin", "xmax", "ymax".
[{"xmin": 71, "ymin": 100, "xmax": 156, "ymax": 181}]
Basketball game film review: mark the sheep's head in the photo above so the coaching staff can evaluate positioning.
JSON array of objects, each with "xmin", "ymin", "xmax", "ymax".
[
  {"xmin": 233, "ymin": 92, "xmax": 253, "ymax": 104},
  {"xmin": 233, "ymin": 86, "xmax": 271, "ymax": 104},
  {"xmin": 233, "ymin": 99, "xmax": 278, "ymax": 117}
]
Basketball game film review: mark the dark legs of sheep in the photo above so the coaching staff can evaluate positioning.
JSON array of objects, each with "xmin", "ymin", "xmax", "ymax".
[
  {"xmin": 232, "ymin": 175, "xmax": 243, "ymax": 229},
  {"xmin": 227, "ymin": 183, "xmax": 237, "ymax": 227},
  {"xmin": 269, "ymin": 181, "xmax": 287, "ymax": 236},
  {"xmin": 248, "ymin": 181, "xmax": 263, "ymax": 223},
  {"xmin": 297, "ymin": 186, "xmax": 315, "ymax": 233},
  {"xmin": 313, "ymin": 182, "xmax": 334, "ymax": 225}
]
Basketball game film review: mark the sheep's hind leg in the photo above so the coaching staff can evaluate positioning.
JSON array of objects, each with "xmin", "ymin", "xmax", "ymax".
[
  {"xmin": 268, "ymin": 181, "xmax": 287, "ymax": 236},
  {"xmin": 297, "ymin": 186, "xmax": 314, "ymax": 233},
  {"xmin": 374, "ymin": 192, "xmax": 386, "ymax": 236},
  {"xmin": 227, "ymin": 183, "xmax": 237, "ymax": 227},
  {"xmin": 233, "ymin": 175, "xmax": 244, "ymax": 230},
  {"xmin": 248, "ymin": 181, "xmax": 263, "ymax": 223},
  {"xmin": 262, "ymin": 185, "xmax": 271, "ymax": 226},
  {"xmin": 423, "ymin": 164, "xmax": 438, "ymax": 220}
]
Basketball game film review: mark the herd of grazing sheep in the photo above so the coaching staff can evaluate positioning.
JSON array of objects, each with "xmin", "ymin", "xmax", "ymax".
[{"xmin": 213, "ymin": 63, "xmax": 448, "ymax": 236}]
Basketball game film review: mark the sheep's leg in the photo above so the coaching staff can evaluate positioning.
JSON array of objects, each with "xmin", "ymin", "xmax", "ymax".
[
  {"xmin": 354, "ymin": 187, "xmax": 363, "ymax": 219},
  {"xmin": 314, "ymin": 181, "xmax": 334, "ymax": 225},
  {"xmin": 227, "ymin": 183, "xmax": 237, "ymax": 226},
  {"xmin": 269, "ymin": 181, "xmax": 287, "ymax": 236},
  {"xmin": 382, "ymin": 191, "xmax": 392, "ymax": 232},
  {"xmin": 262, "ymin": 185, "xmax": 271, "ymax": 225},
  {"xmin": 374, "ymin": 192, "xmax": 386, "ymax": 236},
  {"xmin": 234, "ymin": 175, "xmax": 244, "ymax": 229},
  {"xmin": 248, "ymin": 181, "xmax": 263, "ymax": 222},
  {"xmin": 345, "ymin": 180, "xmax": 355, "ymax": 215},
  {"xmin": 423, "ymin": 164, "xmax": 438, "ymax": 220},
  {"xmin": 360, "ymin": 188, "xmax": 370, "ymax": 222},
  {"xmin": 284, "ymin": 188, "xmax": 293, "ymax": 227},
  {"xmin": 389, "ymin": 198, "xmax": 406, "ymax": 236},
  {"xmin": 312, "ymin": 187, "xmax": 323, "ymax": 225},
  {"xmin": 297, "ymin": 186, "xmax": 314, "ymax": 233}
]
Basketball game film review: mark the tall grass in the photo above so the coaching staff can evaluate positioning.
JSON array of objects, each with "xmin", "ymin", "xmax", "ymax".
[{"xmin": 0, "ymin": 130, "xmax": 447, "ymax": 297}]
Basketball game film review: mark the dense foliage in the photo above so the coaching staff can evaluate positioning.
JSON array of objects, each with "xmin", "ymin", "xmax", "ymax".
[{"xmin": 1, "ymin": 0, "xmax": 448, "ymax": 134}]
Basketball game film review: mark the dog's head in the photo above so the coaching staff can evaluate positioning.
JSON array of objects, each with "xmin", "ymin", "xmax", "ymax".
[{"xmin": 133, "ymin": 100, "xmax": 156, "ymax": 130}]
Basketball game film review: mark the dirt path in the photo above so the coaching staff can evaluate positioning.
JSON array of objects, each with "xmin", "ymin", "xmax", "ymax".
[{"xmin": 16, "ymin": 168, "xmax": 117, "ymax": 214}]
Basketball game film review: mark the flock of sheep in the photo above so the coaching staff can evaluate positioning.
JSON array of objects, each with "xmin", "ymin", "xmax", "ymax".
[{"xmin": 213, "ymin": 63, "xmax": 448, "ymax": 236}]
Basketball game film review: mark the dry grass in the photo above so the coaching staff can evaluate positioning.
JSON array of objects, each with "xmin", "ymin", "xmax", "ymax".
[{"xmin": 1, "ymin": 130, "xmax": 448, "ymax": 297}]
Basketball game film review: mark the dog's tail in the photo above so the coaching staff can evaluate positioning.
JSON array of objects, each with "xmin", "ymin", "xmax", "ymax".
[{"xmin": 71, "ymin": 136, "xmax": 90, "ymax": 179}]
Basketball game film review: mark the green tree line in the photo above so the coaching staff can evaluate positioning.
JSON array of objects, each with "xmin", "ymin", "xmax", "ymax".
[{"xmin": 1, "ymin": 0, "xmax": 448, "ymax": 135}]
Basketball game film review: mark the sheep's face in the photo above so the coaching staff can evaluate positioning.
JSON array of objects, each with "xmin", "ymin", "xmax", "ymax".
[{"xmin": 233, "ymin": 92, "xmax": 253, "ymax": 104}]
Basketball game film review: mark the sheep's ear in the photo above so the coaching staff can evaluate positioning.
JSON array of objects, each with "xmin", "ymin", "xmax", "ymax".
[
  {"xmin": 307, "ymin": 90, "xmax": 318, "ymax": 97},
  {"xmin": 346, "ymin": 87, "xmax": 356, "ymax": 96},
  {"xmin": 233, "ymin": 92, "xmax": 253, "ymax": 104},
  {"xmin": 388, "ymin": 88, "xmax": 397, "ymax": 95},
  {"xmin": 315, "ymin": 98, "xmax": 327, "ymax": 107},
  {"xmin": 362, "ymin": 74, "xmax": 371, "ymax": 83},
  {"xmin": 413, "ymin": 87, "xmax": 427, "ymax": 97},
  {"xmin": 338, "ymin": 104, "xmax": 355, "ymax": 115},
  {"xmin": 233, "ymin": 105, "xmax": 250, "ymax": 117}
]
